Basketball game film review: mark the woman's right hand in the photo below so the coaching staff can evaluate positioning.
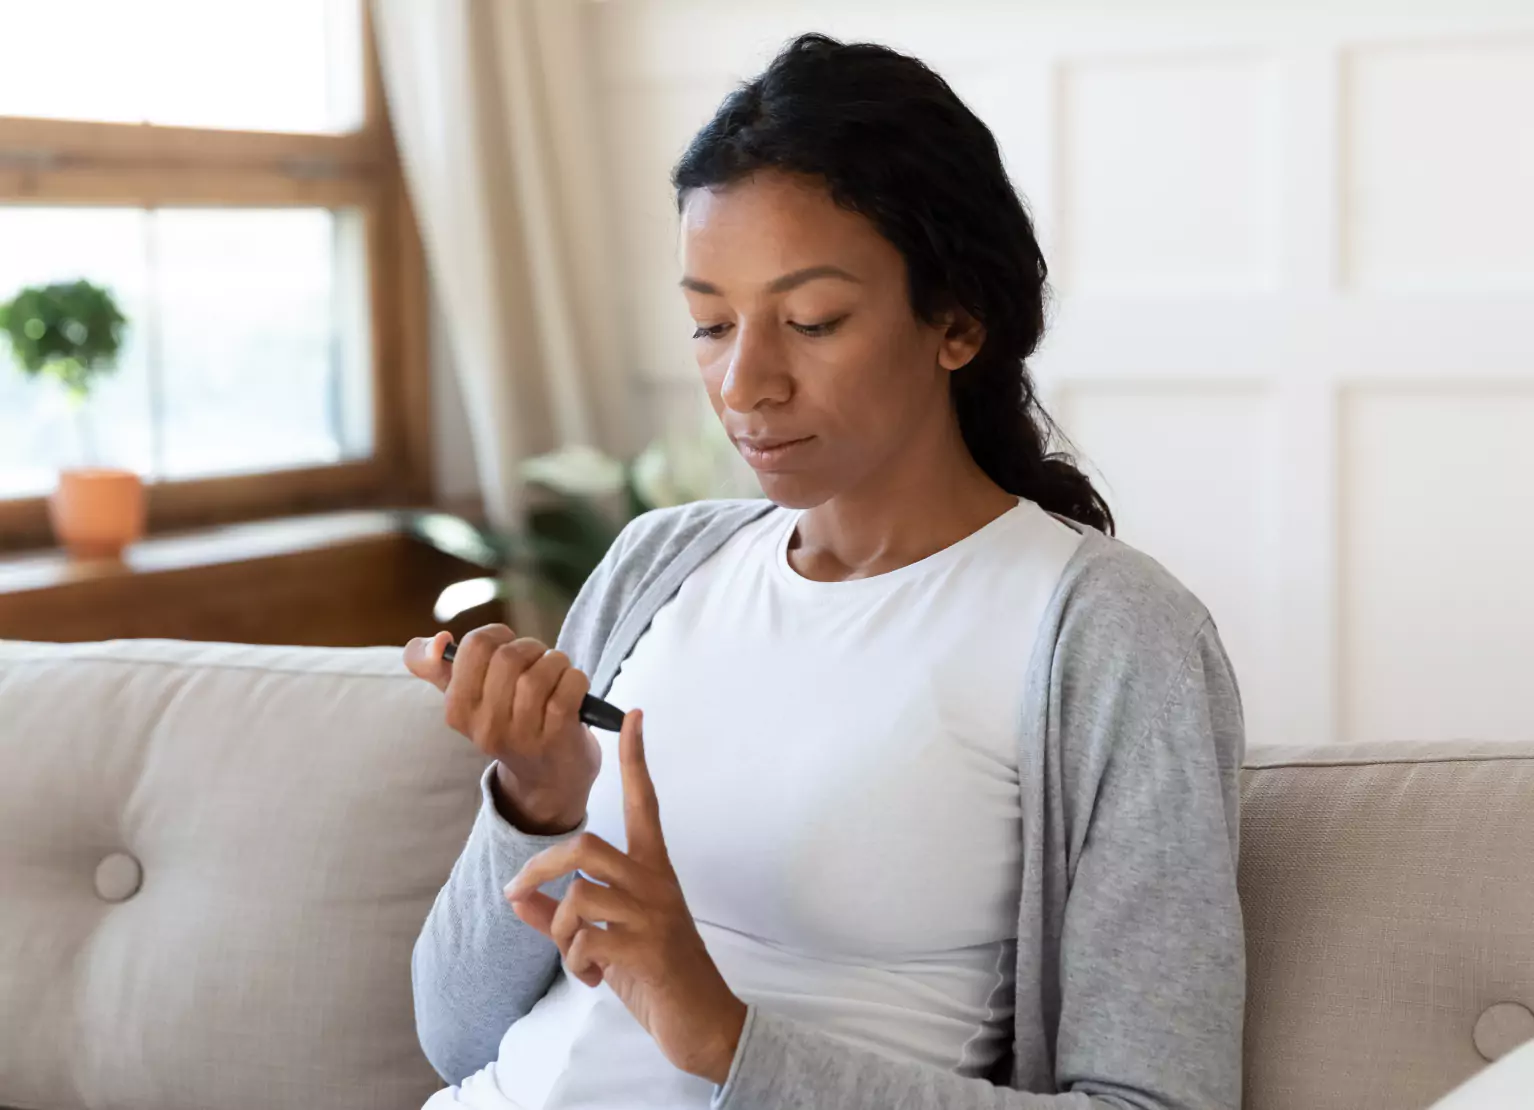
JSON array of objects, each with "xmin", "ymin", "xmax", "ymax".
[{"xmin": 404, "ymin": 625, "xmax": 600, "ymax": 835}]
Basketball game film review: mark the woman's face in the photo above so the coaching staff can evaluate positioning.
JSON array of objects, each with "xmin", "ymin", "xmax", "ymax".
[{"xmin": 679, "ymin": 170, "xmax": 981, "ymax": 509}]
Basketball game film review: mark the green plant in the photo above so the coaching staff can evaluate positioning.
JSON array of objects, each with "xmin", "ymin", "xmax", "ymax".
[
  {"xmin": 406, "ymin": 422, "xmax": 759, "ymax": 622},
  {"xmin": 402, "ymin": 446, "xmax": 651, "ymax": 622},
  {"xmin": 0, "ymin": 279, "xmax": 127, "ymax": 402},
  {"xmin": 0, "ymin": 279, "xmax": 128, "ymax": 467}
]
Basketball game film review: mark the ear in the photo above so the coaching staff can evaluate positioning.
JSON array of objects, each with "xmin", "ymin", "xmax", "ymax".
[{"xmin": 935, "ymin": 307, "xmax": 985, "ymax": 372}]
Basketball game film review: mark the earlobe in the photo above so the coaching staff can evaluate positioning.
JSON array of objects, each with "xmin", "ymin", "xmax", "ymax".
[{"xmin": 938, "ymin": 347, "xmax": 979, "ymax": 372}]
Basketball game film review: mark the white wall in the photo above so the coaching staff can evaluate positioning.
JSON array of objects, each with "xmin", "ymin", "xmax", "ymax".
[{"xmin": 578, "ymin": 0, "xmax": 1534, "ymax": 747}]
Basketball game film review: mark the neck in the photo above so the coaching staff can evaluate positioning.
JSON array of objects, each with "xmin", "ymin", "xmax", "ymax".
[{"xmin": 788, "ymin": 407, "xmax": 1016, "ymax": 583}]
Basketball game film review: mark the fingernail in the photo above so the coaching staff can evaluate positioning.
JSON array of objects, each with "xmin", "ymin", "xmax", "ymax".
[{"xmin": 503, "ymin": 880, "xmax": 524, "ymax": 901}]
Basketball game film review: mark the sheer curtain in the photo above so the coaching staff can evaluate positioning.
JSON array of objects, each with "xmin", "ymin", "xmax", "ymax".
[{"xmin": 371, "ymin": 0, "xmax": 632, "ymax": 534}]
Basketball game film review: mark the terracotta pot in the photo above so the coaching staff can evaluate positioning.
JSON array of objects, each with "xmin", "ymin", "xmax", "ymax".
[{"xmin": 49, "ymin": 468, "xmax": 147, "ymax": 559}]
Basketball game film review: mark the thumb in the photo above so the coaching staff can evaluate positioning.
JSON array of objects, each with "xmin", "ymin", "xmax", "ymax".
[{"xmin": 403, "ymin": 631, "xmax": 454, "ymax": 692}]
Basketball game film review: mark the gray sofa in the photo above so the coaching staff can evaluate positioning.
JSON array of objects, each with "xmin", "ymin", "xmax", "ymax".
[{"xmin": 1, "ymin": 639, "xmax": 1530, "ymax": 1109}]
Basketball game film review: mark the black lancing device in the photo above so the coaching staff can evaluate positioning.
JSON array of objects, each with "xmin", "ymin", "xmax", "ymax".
[{"xmin": 439, "ymin": 641, "xmax": 627, "ymax": 732}]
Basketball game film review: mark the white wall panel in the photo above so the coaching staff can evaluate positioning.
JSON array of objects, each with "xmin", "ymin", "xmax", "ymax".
[
  {"xmin": 1340, "ymin": 387, "xmax": 1534, "ymax": 743},
  {"xmin": 1344, "ymin": 39, "xmax": 1534, "ymax": 292},
  {"xmin": 1055, "ymin": 54, "xmax": 1281, "ymax": 295}
]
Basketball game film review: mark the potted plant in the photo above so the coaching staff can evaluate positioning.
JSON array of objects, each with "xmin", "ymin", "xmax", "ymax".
[
  {"xmin": 0, "ymin": 279, "xmax": 139, "ymax": 558},
  {"xmin": 404, "ymin": 408, "xmax": 759, "ymax": 628}
]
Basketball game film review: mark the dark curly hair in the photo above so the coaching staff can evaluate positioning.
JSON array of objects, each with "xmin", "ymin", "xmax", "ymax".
[{"xmin": 673, "ymin": 32, "xmax": 1113, "ymax": 534}]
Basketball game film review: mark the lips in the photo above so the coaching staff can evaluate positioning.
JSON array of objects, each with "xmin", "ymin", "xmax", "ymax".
[
  {"xmin": 735, "ymin": 434, "xmax": 809, "ymax": 451},
  {"xmin": 733, "ymin": 434, "xmax": 815, "ymax": 470}
]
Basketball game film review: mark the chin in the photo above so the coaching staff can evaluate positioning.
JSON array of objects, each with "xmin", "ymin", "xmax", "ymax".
[{"xmin": 753, "ymin": 471, "xmax": 835, "ymax": 510}]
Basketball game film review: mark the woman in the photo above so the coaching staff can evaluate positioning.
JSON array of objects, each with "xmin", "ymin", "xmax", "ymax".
[{"xmin": 405, "ymin": 33, "xmax": 1244, "ymax": 1110}]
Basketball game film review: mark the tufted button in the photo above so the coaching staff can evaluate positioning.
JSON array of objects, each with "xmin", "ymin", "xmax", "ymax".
[
  {"xmin": 94, "ymin": 852, "xmax": 143, "ymax": 903},
  {"xmin": 1473, "ymin": 1002, "xmax": 1534, "ymax": 1062}
]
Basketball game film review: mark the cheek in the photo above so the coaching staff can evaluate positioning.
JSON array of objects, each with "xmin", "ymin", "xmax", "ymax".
[
  {"xmin": 808, "ymin": 327, "xmax": 921, "ymax": 430},
  {"xmin": 703, "ymin": 379, "xmax": 727, "ymax": 422},
  {"xmin": 698, "ymin": 352, "xmax": 728, "ymax": 414}
]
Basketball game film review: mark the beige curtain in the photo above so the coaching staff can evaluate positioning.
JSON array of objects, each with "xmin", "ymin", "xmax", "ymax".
[{"xmin": 371, "ymin": 0, "xmax": 632, "ymax": 532}]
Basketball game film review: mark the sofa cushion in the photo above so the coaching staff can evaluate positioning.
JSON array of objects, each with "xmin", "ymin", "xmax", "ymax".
[
  {"xmin": 1241, "ymin": 740, "xmax": 1534, "ymax": 1110},
  {"xmin": 0, "ymin": 640, "xmax": 486, "ymax": 1110}
]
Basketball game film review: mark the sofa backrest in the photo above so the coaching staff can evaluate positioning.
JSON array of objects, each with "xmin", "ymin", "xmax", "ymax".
[
  {"xmin": 1240, "ymin": 740, "xmax": 1534, "ymax": 1109},
  {"xmin": 0, "ymin": 639, "xmax": 486, "ymax": 1110}
]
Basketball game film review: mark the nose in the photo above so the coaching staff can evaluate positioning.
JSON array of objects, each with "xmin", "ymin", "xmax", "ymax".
[{"xmin": 719, "ymin": 322, "xmax": 792, "ymax": 413}]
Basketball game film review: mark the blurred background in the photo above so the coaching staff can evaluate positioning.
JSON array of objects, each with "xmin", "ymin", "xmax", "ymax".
[{"xmin": 1, "ymin": 0, "xmax": 1530, "ymax": 750}]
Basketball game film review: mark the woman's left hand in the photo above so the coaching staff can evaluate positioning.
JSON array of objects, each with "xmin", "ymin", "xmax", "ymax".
[{"xmin": 503, "ymin": 709, "xmax": 748, "ymax": 1085}]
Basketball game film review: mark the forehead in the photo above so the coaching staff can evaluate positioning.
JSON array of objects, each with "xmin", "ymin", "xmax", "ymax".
[{"xmin": 679, "ymin": 172, "xmax": 893, "ymax": 281}]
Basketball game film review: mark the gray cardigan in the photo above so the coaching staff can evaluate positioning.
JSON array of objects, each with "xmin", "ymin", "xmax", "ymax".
[{"xmin": 412, "ymin": 499, "xmax": 1246, "ymax": 1109}]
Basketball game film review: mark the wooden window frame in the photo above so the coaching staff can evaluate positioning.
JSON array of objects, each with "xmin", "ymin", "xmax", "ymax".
[{"xmin": 0, "ymin": 5, "xmax": 432, "ymax": 552}]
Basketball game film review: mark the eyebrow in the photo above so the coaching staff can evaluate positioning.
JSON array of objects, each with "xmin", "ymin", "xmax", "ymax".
[{"xmin": 680, "ymin": 265, "xmax": 862, "ymax": 296}]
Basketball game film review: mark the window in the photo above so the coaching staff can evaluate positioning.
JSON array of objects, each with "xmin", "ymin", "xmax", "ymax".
[
  {"xmin": 0, "ymin": 0, "xmax": 366, "ymax": 133},
  {"xmin": 0, "ymin": 207, "xmax": 374, "ymax": 497},
  {"xmin": 0, "ymin": 0, "xmax": 428, "ymax": 549}
]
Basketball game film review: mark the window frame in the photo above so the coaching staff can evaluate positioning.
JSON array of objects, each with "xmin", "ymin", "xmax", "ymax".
[{"xmin": 0, "ymin": 4, "xmax": 431, "ymax": 552}]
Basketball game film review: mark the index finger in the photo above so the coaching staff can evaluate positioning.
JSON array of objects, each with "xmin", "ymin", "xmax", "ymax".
[
  {"xmin": 403, "ymin": 631, "xmax": 454, "ymax": 691},
  {"xmin": 620, "ymin": 710, "xmax": 668, "ymax": 866}
]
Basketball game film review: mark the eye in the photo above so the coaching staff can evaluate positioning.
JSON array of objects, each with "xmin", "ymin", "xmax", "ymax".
[
  {"xmin": 691, "ymin": 323, "xmax": 731, "ymax": 340},
  {"xmin": 789, "ymin": 316, "xmax": 846, "ymax": 338}
]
